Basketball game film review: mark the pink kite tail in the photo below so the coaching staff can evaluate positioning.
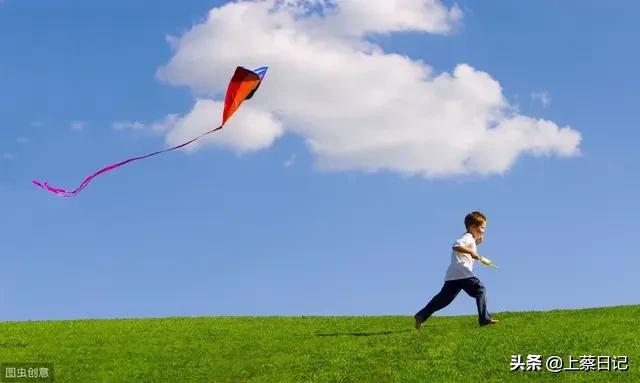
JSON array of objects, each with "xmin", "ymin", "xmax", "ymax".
[{"xmin": 32, "ymin": 125, "xmax": 223, "ymax": 197}]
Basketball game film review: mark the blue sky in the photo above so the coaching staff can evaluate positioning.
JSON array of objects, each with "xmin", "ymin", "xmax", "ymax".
[{"xmin": 1, "ymin": 0, "xmax": 638, "ymax": 321}]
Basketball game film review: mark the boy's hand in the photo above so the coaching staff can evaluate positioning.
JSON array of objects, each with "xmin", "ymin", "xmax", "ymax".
[{"xmin": 479, "ymin": 256, "xmax": 499, "ymax": 269}]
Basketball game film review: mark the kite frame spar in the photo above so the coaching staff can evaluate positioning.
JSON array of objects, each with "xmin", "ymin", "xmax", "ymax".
[{"xmin": 33, "ymin": 66, "xmax": 268, "ymax": 197}]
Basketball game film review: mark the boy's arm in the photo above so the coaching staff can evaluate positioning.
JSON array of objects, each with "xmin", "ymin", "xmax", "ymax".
[{"xmin": 452, "ymin": 245, "xmax": 480, "ymax": 260}]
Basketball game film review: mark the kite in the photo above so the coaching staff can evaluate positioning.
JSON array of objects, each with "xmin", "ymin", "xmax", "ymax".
[{"xmin": 32, "ymin": 66, "xmax": 268, "ymax": 197}]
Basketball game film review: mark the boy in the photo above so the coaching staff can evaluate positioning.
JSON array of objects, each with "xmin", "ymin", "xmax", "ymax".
[{"xmin": 414, "ymin": 211, "xmax": 499, "ymax": 329}]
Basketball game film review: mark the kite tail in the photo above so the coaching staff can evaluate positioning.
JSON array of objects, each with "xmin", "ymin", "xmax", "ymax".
[{"xmin": 32, "ymin": 125, "xmax": 223, "ymax": 197}]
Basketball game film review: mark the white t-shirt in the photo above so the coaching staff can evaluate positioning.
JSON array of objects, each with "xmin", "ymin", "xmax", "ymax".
[{"xmin": 444, "ymin": 232, "xmax": 476, "ymax": 281}]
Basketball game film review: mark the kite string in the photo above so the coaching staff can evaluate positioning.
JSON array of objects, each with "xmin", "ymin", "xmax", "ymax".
[{"xmin": 32, "ymin": 125, "xmax": 223, "ymax": 197}]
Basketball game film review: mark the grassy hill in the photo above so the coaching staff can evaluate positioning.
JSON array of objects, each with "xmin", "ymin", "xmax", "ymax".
[{"xmin": 1, "ymin": 305, "xmax": 638, "ymax": 382}]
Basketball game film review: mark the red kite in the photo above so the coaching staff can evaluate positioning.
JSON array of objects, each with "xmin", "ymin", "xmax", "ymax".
[{"xmin": 33, "ymin": 66, "xmax": 268, "ymax": 197}]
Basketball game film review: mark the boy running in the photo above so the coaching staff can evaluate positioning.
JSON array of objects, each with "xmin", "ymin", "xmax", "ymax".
[{"xmin": 414, "ymin": 211, "xmax": 499, "ymax": 329}]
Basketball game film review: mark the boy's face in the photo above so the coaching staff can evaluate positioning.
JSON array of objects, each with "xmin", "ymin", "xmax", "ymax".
[{"xmin": 469, "ymin": 222, "xmax": 487, "ymax": 242}]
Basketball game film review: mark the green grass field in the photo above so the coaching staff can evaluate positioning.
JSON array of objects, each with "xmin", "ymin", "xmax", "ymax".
[{"xmin": 0, "ymin": 305, "xmax": 637, "ymax": 382}]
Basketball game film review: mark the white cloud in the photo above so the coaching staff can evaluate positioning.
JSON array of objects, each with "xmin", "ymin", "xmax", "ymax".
[
  {"xmin": 112, "ymin": 115, "xmax": 182, "ymax": 134},
  {"xmin": 161, "ymin": 99, "xmax": 284, "ymax": 153},
  {"xmin": 113, "ymin": 121, "xmax": 146, "ymax": 131},
  {"xmin": 291, "ymin": 0, "xmax": 463, "ymax": 37},
  {"xmin": 465, "ymin": 116, "xmax": 580, "ymax": 174},
  {"xmin": 150, "ymin": 114, "xmax": 180, "ymax": 133},
  {"xmin": 531, "ymin": 91, "xmax": 551, "ymax": 107},
  {"xmin": 70, "ymin": 121, "xmax": 86, "ymax": 131},
  {"xmin": 153, "ymin": 0, "xmax": 580, "ymax": 177},
  {"xmin": 284, "ymin": 153, "xmax": 297, "ymax": 167},
  {"xmin": 16, "ymin": 136, "xmax": 29, "ymax": 144}
]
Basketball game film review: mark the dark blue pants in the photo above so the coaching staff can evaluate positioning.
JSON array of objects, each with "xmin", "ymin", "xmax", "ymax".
[{"xmin": 415, "ymin": 277, "xmax": 492, "ymax": 325}]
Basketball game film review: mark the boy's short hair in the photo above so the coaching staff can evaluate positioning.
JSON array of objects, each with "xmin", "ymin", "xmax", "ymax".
[{"xmin": 465, "ymin": 211, "xmax": 487, "ymax": 229}]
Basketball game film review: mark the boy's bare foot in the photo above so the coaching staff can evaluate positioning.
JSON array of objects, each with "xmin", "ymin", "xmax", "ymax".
[
  {"xmin": 480, "ymin": 319, "xmax": 499, "ymax": 327},
  {"xmin": 414, "ymin": 315, "xmax": 423, "ymax": 330}
]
